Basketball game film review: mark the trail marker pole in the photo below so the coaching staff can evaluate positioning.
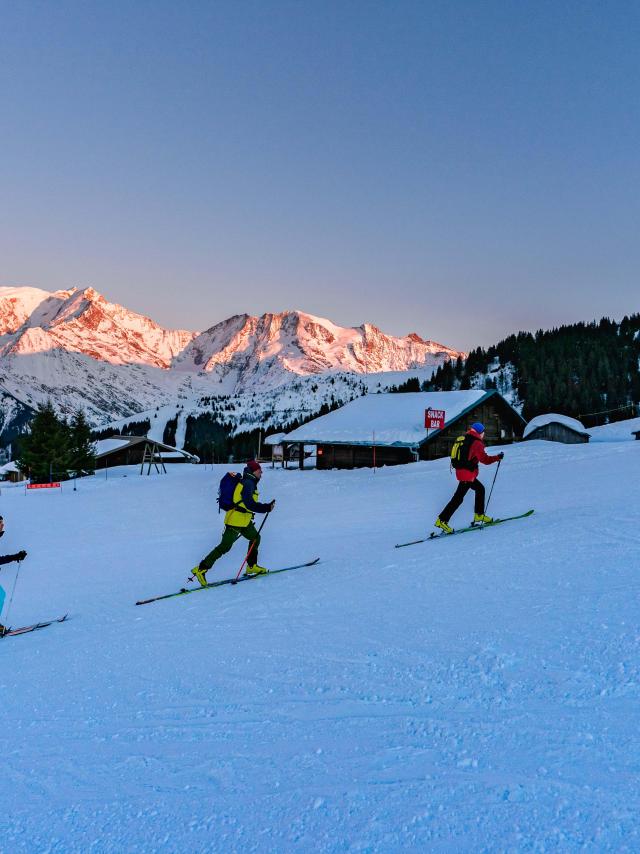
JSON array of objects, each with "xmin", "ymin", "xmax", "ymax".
[{"xmin": 373, "ymin": 431, "xmax": 376, "ymax": 472}]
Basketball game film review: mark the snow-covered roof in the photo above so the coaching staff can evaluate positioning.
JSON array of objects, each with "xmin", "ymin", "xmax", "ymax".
[
  {"xmin": 263, "ymin": 432, "xmax": 286, "ymax": 446},
  {"xmin": 95, "ymin": 435, "xmax": 198, "ymax": 461},
  {"xmin": 523, "ymin": 413, "xmax": 590, "ymax": 439},
  {"xmin": 0, "ymin": 461, "xmax": 19, "ymax": 474},
  {"xmin": 95, "ymin": 437, "xmax": 131, "ymax": 456},
  {"xmin": 283, "ymin": 391, "xmax": 489, "ymax": 447}
]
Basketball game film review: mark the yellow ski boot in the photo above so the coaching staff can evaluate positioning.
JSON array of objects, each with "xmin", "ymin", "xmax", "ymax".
[
  {"xmin": 434, "ymin": 518, "xmax": 454, "ymax": 535},
  {"xmin": 192, "ymin": 564, "xmax": 208, "ymax": 587},
  {"xmin": 245, "ymin": 564, "xmax": 269, "ymax": 576},
  {"xmin": 473, "ymin": 513, "xmax": 493, "ymax": 525}
]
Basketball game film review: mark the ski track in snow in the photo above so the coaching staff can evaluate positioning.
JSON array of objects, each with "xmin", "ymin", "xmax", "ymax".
[{"xmin": 0, "ymin": 437, "xmax": 639, "ymax": 852}]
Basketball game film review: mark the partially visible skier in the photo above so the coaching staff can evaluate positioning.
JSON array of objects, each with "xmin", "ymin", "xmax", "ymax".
[
  {"xmin": 0, "ymin": 517, "xmax": 28, "ymax": 636},
  {"xmin": 434, "ymin": 422, "xmax": 504, "ymax": 534},
  {"xmin": 192, "ymin": 460, "xmax": 275, "ymax": 586}
]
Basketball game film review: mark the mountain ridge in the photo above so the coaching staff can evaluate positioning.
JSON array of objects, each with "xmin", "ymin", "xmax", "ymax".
[{"xmin": 0, "ymin": 285, "xmax": 463, "ymax": 445}]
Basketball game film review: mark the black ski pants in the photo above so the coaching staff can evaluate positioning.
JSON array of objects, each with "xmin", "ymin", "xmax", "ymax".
[{"xmin": 439, "ymin": 479, "xmax": 485, "ymax": 523}]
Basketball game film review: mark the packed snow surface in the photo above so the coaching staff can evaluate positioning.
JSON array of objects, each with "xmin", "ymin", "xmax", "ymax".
[
  {"xmin": 590, "ymin": 415, "xmax": 640, "ymax": 442},
  {"xmin": 285, "ymin": 390, "xmax": 487, "ymax": 446},
  {"xmin": 1, "ymin": 436, "xmax": 639, "ymax": 851},
  {"xmin": 523, "ymin": 413, "xmax": 589, "ymax": 439}
]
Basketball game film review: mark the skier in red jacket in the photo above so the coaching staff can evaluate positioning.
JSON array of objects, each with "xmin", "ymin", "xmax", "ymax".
[{"xmin": 434, "ymin": 422, "xmax": 504, "ymax": 534}]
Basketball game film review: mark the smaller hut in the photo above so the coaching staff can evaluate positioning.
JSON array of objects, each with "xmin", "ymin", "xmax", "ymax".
[
  {"xmin": 0, "ymin": 461, "xmax": 26, "ymax": 483},
  {"xmin": 95, "ymin": 436, "xmax": 199, "ymax": 473},
  {"xmin": 523, "ymin": 414, "xmax": 590, "ymax": 444}
]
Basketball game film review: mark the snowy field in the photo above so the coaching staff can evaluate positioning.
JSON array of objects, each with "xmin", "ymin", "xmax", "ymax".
[
  {"xmin": 1, "ymin": 429, "xmax": 639, "ymax": 852},
  {"xmin": 590, "ymin": 415, "xmax": 640, "ymax": 442}
]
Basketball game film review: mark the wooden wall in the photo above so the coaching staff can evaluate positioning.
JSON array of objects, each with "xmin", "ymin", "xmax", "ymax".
[{"xmin": 316, "ymin": 443, "xmax": 413, "ymax": 469}]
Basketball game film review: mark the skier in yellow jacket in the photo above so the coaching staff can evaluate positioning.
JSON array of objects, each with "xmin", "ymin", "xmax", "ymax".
[{"xmin": 192, "ymin": 460, "xmax": 275, "ymax": 586}]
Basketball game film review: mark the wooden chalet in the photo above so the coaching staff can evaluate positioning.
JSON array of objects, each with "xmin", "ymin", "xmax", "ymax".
[{"xmin": 280, "ymin": 390, "xmax": 525, "ymax": 470}]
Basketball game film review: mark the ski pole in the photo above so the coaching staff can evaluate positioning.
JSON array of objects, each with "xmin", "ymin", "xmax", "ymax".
[
  {"xmin": 3, "ymin": 558, "xmax": 24, "ymax": 631},
  {"xmin": 232, "ymin": 512, "xmax": 270, "ymax": 584},
  {"xmin": 482, "ymin": 458, "xmax": 502, "ymax": 526}
]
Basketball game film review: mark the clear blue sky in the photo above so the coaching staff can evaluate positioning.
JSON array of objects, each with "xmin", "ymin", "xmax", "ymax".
[{"xmin": 1, "ymin": 1, "xmax": 639, "ymax": 350}]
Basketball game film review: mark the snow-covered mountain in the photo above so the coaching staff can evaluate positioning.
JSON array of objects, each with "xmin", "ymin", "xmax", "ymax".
[
  {"xmin": 172, "ymin": 311, "xmax": 460, "ymax": 385},
  {"xmin": 0, "ymin": 286, "xmax": 195, "ymax": 368},
  {"xmin": 0, "ymin": 286, "xmax": 463, "ymax": 443}
]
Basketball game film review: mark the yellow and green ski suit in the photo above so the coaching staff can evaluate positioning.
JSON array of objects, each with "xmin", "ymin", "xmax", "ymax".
[{"xmin": 200, "ymin": 471, "xmax": 271, "ymax": 570}]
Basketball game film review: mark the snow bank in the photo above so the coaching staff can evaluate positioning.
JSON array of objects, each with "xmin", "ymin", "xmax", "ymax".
[{"xmin": 590, "ymin": 415, "xmax": 640, "ymax": 442}]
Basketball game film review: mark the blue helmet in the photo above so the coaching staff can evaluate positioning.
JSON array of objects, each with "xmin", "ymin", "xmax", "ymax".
[{"xmin": 471, "ymin": 422, "xmax": 485, "ymax": 433}]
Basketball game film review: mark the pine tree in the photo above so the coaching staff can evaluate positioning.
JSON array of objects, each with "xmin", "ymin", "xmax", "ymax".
[
  {"xmin": 17, "ymin": 401, "xmax": 70, "ymax": 483},
  {"xmin": 68, "ymin": 410, "xmax": 96, "ymax": 476}
]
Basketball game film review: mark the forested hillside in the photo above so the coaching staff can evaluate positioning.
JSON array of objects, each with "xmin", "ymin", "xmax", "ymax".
[{"xmin": 427, "ymin": 315, "xmax": 640, "ymax": 424}]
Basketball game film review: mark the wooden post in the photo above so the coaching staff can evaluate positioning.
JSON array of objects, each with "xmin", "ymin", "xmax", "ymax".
[{"xmin": 299, "ymin": 442, "xmax": 304, "ymax": 470}]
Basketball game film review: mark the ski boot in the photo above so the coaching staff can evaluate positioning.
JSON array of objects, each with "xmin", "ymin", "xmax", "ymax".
[
  {"xmin": 473, "ymin": 513, "xmax": 493, "ymax": 525},
  {"xmin": 0, "ymin": 623, "xmax": 8, "ymax": 638},
  {"xmin": 191, "ymin": 564, "xmax": 208, "ymax": 587},
  {"xmin": 245, "ymin": 564, "xmax": 269, "ymax": 576},
  {"xmin": 434, "ymin": 518, "xmax": 454, "ymax": 535}
]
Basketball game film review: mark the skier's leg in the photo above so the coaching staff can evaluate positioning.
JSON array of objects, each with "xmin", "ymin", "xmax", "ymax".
[
  {"xmin": 471, "ymin": 480, "xmax": 494, "ymax": 523},
  {"xmin": 472, "ymin": 480, "xmax": 486, "ymax": 515},
  {"xmin": 200, "ymin": 526, "xmax": 241, "ymax": 571},
  {"xmin": 239, "ymin": 522, "xmax": 262, "ymax": 569},
  {"xmin": 439, "ymin": 482, "xmax": 471, "ymax": 523}
]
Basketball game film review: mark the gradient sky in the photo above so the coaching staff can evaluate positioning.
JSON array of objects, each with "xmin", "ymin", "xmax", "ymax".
[{"xmin": 1, "ymin": 1, "xmax": 639, "ymax": 350}]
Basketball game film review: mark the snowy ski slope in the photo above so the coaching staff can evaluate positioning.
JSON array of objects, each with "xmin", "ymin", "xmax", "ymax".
[{"xmin": 0, "ymin": 427, "xmax": 639, "ymax": 851}]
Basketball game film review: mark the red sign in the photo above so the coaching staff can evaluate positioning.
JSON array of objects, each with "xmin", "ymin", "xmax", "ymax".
[
  {"xmin": 27, "ymin": 482, "xmax": 61, "ymax": 490},
  {"xmin": 425, "ymin": 409, "xmax": 445, "ymax": 431}
]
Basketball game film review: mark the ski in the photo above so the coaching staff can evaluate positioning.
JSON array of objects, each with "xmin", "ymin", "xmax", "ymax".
[
  {"xmin": 1, "ymin": 614, "xmax": 69, "ymax": 639},
  {"xmin": 395, "ymin": 510, "xmax": 535, "ymax": 548},
  {"xmin": 135, "ymin": 558, "xmax": 321, "ymax": 606}
]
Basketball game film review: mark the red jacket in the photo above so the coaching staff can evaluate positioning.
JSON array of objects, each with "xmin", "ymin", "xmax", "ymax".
[{"xmin": 456, "ymin": 428, "xmax": 502, "ymax": 482}]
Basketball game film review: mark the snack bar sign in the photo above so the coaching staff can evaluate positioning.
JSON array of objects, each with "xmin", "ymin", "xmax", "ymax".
[{"xmin": 425, "ymin": 409, "xmax": 445, "ymax": 431}]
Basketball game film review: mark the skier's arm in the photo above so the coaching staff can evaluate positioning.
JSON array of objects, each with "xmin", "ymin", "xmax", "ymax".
[
  {"xmin": 240, "ymin": 480, "xmax": 273, "ymax": 514},
  {"xmin": 0, "ymin": 551, "xmax": 27, "ymax": 566},
  {"xmin": 478, "ymin": 448, "xmax": 503, "ymax": 465},
  {"xmin": 471, "ymin": 441, "xmax": 502, "ymax": 466}
]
